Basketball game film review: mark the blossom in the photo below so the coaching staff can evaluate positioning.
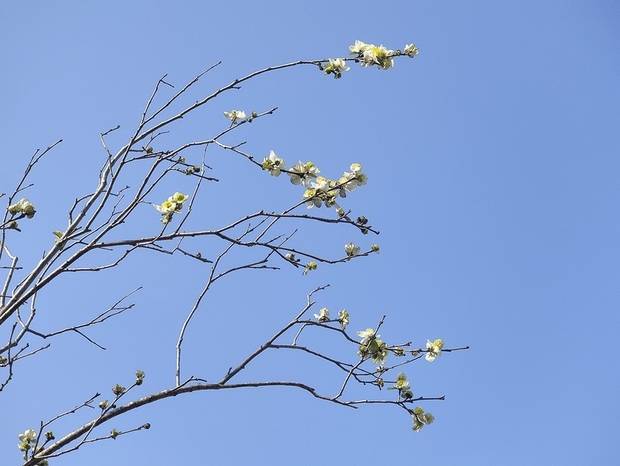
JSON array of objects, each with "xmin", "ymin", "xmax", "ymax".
[
  {"xmin": 303, "ymin": 188, "xmax": 322, "ymax": 208},
  {"xmin": 392, "ymin": 373, "xmax": 414, "ymax": 400},
  {"xmin": 357, "ymin": 328, "xmax": 377, "ymax": 344},
  {"xmin": 350, "ymin": 162, "xmax": 362, "ymax": 173},
  {"xmin": 357, "ymin": 328, "xmax": 388, "ymax": 364},
  {"xmin": 18, "ymin": 428, "xmax": 37, "ymax": 452},
  {"xmin": 154, "ymin": 192, "xmax": 189, "ymax": 224},
  {"xmin": 361, "ymin": 44, "xmax": 395, "ymax": 69},
  {"xmin": 349, "ymin": 40, "xmax": 398, "ymax": 69},
  {"xmin": 425, "ymin": 338, "xmax": 444, "ymax": 362},
  {"xmin": 8, "ymin": 198, "xmax": 36, "ymax": 218},
  {"xmin": 285, "ymin": 252, "xmax": 299, "ymax": 263},
  {"xmin": 170, "ymin": 192, "xmax": 189, "ymax": 204},
  {"xmin": 262, "ymin": 150, "xmax": 285, "ymax": 176},
  {"xmin": 371, "ymin": 244, "xmax": 380, "ymax": 252},
  {"xmin": 323, "ymin": 58, "xmax": 350, "ymax": 79},
  {"xmin": 135, "ymin": 369, "xmax": 145, "ymax": 385},
  {"xmin": 303, "ymin": 260, "xmax": 318, "ymax": 274},
  {"xmin": 344, "ymin": 242, "xmax": 360, "ymax": 257},
  {"xmin": 223, "ymin": 110, "xmax": 247, "ymax": 122},
  {"xmin": 404, "ymin": 43, "xmax": 420, "ymax": 57},
  {"xmin": 338, "ymin": 163, "xmax": 368, "ymax": 192},
  {"xmin": 112, "ymin": 384, "xmax": 126, "ymax": 396},
  {"xmin": 338, "ymin": 309, "xmax": 350, "ymax": 329},
  {"xmin": 314, "ymin": 307, "xmax": 330, "ymax": 322},
  {"xmin": 349, "ymin": 40, "xmax": 371, "ymax": 55},
  {"xmin": 155, "ymin": 199, "xmax": 176, "ymax": 214},
  {"xmin": 289, "ymin": 161, "xmax": 320, "ymax": 186},
  {"xmin": 411, "ymin": 407, "xmax": 435, "ymax": 432}
]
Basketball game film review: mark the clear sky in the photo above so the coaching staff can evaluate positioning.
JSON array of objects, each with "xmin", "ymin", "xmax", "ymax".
[{"xmin": 1, "ymin": 1, "xmax": 618, "ymax": 465}]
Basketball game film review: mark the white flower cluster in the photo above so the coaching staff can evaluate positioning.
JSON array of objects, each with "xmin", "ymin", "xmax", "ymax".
[
  {"xmin": 391, "ymin": 372, "xmax": 414, "ymax": 400},
  {"xmin": 7, "ymin": 198, "xmax": 36, "ymax": 218},
  {"xmin": 344, "ymin": 242, "xmax": 361, "ymax": 257},
  {"xmin": 425, "ymin": 338, "xmax": 444, "ymax": 362},
  {"xmin": 16, "ymin": 428, "xmax": 49, "ymax": 464},
  {"xmin": 259, "ymin": 151, "xmax": 368, "ymax": 211},
  {"xmin": 223, "ymin": 110, "xmax": 247, "ymax": 123},
  {"xmin": 154, "ymin": 192, "xmax": 189, "ymax": 224},
  {"xmin": 349, "ymin": 40, "xmax": 419, "ymax": 70},
  {"xmin": 302, "ymin": 163, "xmax": 367, "ymax": 209},
  {"xmin": 411, "ymin": 406, "xmax": 435, "ymax": 432},
  {"xmin": 262, "ymin": 150, "xmax": 285, "ymax": 176},
  {"xmin": 357, "ymin": 328, "xmax": 388, "ymax": 365},
  {"xmin": 323, "ymin": 58, "xmax": 350, "ymax": 79},
  {"xmin": 314, "ymin": 307, "xmax": 330, "ymax": 322}
]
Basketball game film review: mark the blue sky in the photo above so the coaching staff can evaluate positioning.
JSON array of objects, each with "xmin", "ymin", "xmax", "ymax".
[{"xmin": 1, "ymin": 1, "xmax": 619, "ymax": 465}]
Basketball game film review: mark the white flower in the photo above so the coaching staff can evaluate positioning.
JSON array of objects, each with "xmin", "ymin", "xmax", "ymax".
[
  {"xmin": 323, "ymin": 58, "xmax": 350, "ymax": 79},
  {"xmin": 338, "ymin": 163, "xmax": 367, "ymax": 191},
  {"xmin": 155, "ymin": 200, "xmax": 175, "ymax": 214},
  {"xmin": 289, "ymin": 161, "xmax": 320, "ymax": 186},
  {"xmin": 404, "ymin": 43, "xmax": 419, "ymax": 57},
  {"xmin": 18, "ymin": 428, "xmax": 37, "ymax": 452},
  {"xmin": 170, "ymin": 192, "xmax": 189, "ymax": 204},
  {"xmin": 314, "ymin": 307, "xmax": 330, "ymax": 322},
  {"xmin": 223, "ymin": 110, "xmax": 247, "ymax": 122},
  {"xmin": 361, "ymin": 44, "xmax": 395, "ymax": 70},
  {"xmin": 18, "ymin": 429, "xmax": 36, "ymax": 443},
  {"xmin": 357, "ymin": 328, "xmax": 377, "ymax": 344},
  {"xmin": 262, "ymin": 150, "xmax": 285, "ymax": 176},
  {"xmin": 338, "ymin": 309, "xmax": 350, "ymax": 329},
  {"xmin": 302, "ymin": 188, "xmax": 321, "ymax": 208},
  {"xmin": 344, "ymin": 242, "xmax": 360, "ymax": 257},
  {"xmin": 349, "ymin": 40, "xmax": 371, "ymax": 55},
  {"xmin": 425, "ymin": 338, "xmax": 444, "ymax": 362},
  {"xmin": 393, "ymin": 373, "xmax": 410, "ymax": 391},
  {"xmin": 412, "ymin": 407, "xmax": 435, "ymax": 432},
  {"xmin": 357, "ymin": 328, "xmax": 387, "ymax": 364},
  {"xmin": 154, "ymin": 192, "xmax": 189, "ymax": 224},
  {"xmin": 303, "ymin": 260, "xmax": 318, "ymax": 274},
  {"xmin": 8, "ymin": 198, "xmax": 36, "ymax": 218}
]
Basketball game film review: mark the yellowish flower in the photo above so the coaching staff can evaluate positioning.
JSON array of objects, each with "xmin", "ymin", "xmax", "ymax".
[
  {"xmin": 262, "ymin": 150, "xmax": 285, "ymax": 176},
  {"xmin": 223, "ymin": 110, "xmax": 247, "ymax": 122},
  {"xmin": 349, "ymin": 40, "xmax": 371, "ymax": 55},
  {"xmin": 357, "ymin": 328, "xmax": 377, "ymax": 344},
  {"xmin": 303, "ymin": 260, "xmax": 318, "ymax": 275},
  {"xmin": 344, "ymin": 242, "xmax": 360, "ymax": 257},
  {"xmin": 323, "ymin": 58, "xmax": 350, "ymax": 79},
  {"xmin": 314, "ymin": 307, "xmax": 330, "ymax": 322},
  {"xmin": 17, "ymin": 428, "xmax": 37, "ymax": 452},
  {"xmin": 357, "ymin": 328, "xmax": 388, "ymax": 364},
  {"xmin": 425, "ymin": 338, "xmax": 444, "ymax": 362},
  {"xmin": 412, "ymin": 407, "xmax": 435, "ymax": 432},
  {"xmin": 338, "ymin": 309, "xmax": 350, "ymax": 329},
  {"xmin": 155, "ymin": 199, "xmax": 177, "ymax": 214},
  {"xmin": 404, "ymin": 43, "xmax": 420, "ymax": 57},
  {"xmin": 361, "ymin": 44, "xmax": 395, "ymax": 70},
  {"xmin": 170, "ymin": 192, "xmax": 189, "ymax": 204},
  {"xmin": 289, "ymin": 161, "xmax": 320, "ymax": 186},
  {"xmin": 303, "ymin": 188, "xmax": 322, "ymax": 208},
  {"xmin": 8, "ymin": 198, "xmax": 36, "ymax": 218}
]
